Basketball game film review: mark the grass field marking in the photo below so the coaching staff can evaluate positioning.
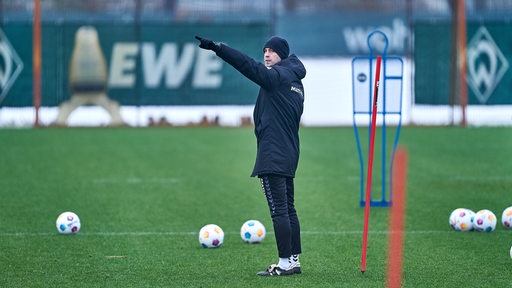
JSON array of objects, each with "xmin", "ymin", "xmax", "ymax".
[
  {"xmin": 0, "ymin": 231, "xmax": 197, "ymax": 237},
  {"xmin": 443, "ymin": 175, "xmax": 512, "ymax": 182},
  {"xmin": 0, "ymin": 230, "xmax": 474, "ymax": 237},
  {"xmin": 92, "ymin": 177, "xmax": 180, "ymax": 184}
]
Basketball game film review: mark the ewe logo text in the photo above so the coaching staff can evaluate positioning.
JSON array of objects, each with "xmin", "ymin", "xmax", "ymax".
[{"xmin": 108, "ymin": 42, "xmax": 223, "ymax": 89}]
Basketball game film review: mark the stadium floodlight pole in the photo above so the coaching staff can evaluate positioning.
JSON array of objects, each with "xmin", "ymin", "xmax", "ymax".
[{"xmin": 361, "ymin": 55, "xmax": 382, "ymax": 273}]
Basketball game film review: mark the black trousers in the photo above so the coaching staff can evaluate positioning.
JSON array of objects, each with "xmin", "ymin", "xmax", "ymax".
[{"xmin": 259, "ymin": 174, "xmax": 302, "ymax": 258}]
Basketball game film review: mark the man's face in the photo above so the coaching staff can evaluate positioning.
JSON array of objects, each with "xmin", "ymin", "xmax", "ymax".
[{"xmin": 264, "ymin": 48, "xmax": 281, "ymax": 67}]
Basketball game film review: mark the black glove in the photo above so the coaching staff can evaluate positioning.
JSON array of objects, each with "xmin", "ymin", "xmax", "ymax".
[{"xmin": 195, "ymin": 36, "xmax": 220, "ymax": 52}]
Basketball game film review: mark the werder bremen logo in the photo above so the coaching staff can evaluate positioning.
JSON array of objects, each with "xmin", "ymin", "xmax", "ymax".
[
  {"xmin": 0, "ymin": 29, "xmax": 23, "ymax": 104},
  {"xmin": 466, "ymin": 26, "xmax": 509, "ymax": 104}
]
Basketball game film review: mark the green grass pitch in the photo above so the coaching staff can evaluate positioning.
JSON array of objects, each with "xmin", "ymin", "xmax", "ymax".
[{"xmin": 1, "ymin": 126, "xmax": 511, "ymax": 287}]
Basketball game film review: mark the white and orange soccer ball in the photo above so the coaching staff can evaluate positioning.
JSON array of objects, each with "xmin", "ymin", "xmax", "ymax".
[
  {"xmin": 198, "ymin": 224, "xmax": 224, "ymax": 248},
  {"xmin": 501, "ymin": 206, "xmax": 512, "ymax": 228},
  {"xmin": 449, "ymin": 208, "xmax": 474, "ymax": 232},
  {"xmin": 240, "ymin": 220, "xmax": 266, "ymax": 244},
  {"xmin": 56, "ymin": 211, "xmax": 81, "ymax": 234},
  {"xmin": 473, "ymin": 209, "xmax": 497, "ymax": 232}
]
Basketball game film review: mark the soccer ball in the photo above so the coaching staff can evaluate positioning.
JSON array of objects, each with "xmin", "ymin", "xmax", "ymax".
[
  {"xmin": 198, "ymin": 224, "xmax": 224, "ymax": 248},
  {"xmin": 473, "ymin": 209, "xmax": 497, "ymax": 232},
  {"xmin": 56, "ymin": 211, "xmax": 81, "ymax": 234},
  {"xmin": 240, "ymin": 220, "xmax": 266, "ymax": 243},
  {"xmin": 501, "ymin": 206, "xmax": 512, "ymax": 228},
  {"xmin": 449, "ymin": 208, "xmax": 474, "ymax": 231}
]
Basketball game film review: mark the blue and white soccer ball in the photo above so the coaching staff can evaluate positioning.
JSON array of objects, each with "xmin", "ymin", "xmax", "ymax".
[
  {"xmin": 56, "ymin": 211, "xmax": 81, "ymax": 234},
  {"xmin": 199, "ymin": 224, "xmax": 224, "ymax": 248},
  {"xmin": 501, "ymin": 206, "xmax": 512, "ymax": 228},
  {"xmin": 240, "ymin": 220, "xmax": 266, "ymax": 243},
  {"xmin": 473, "ymin": 209, "xmax": 497, "ymax": 232},
  {"xmin": 449, "ymin": 208, "xmax": 474, "ymax": 232}
]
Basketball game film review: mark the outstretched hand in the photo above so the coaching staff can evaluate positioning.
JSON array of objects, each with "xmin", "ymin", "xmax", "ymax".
[{"xmin": 195, "ymin": 36, "xmax": 220, "ymax": 52}]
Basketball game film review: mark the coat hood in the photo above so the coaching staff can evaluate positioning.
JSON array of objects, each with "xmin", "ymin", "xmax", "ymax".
[{"xmin": 278, "ymin": 54, "xmax": 306, "ymax": 80}]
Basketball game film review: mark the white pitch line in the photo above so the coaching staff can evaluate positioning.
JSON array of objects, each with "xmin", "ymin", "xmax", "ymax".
[
  {"xmin": 0, "ymin": 230, "xmax": 479, "ymax": 237},
  {"xmin": 92, "ymin": 177, "xmax": 180, "ymax": 184}
]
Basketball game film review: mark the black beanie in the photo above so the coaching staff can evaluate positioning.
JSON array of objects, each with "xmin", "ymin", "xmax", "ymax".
[{"xmin": 263, "ymin": 36, "xmax": 289, "ymax": 60}]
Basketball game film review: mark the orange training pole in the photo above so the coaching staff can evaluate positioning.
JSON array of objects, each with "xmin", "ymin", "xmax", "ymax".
[
  {"xmin": 457, "ymin": 0, "xmax": 467, "ymax": 126},
  {"xmin": 33, "ymin": 0, "xmax": 41, "ymax": 128},
  {"xmin": 361, "ymin": 55, "xmax": 382, "ymax": 273},
  {"xmin": 386, "ymin": 147, "xmax": 408, "ymax": 288}
]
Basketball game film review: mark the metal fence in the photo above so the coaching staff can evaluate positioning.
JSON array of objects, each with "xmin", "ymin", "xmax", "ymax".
[
  {"xmin": 1, "ymin": 0, "xmax": 276, "ymax": 23},
  {"xmin": 3, "ymin": 0, "xmax": 512, "ymax": 22}
]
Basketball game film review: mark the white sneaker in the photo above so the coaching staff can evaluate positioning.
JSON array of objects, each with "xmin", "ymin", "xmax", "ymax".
[
  {"xmin": 257, "ymin": 264, "xmax": 294, "ymax": 276},
  {"xmin": 289, "ymin": 261, "xmax": 301, "ymax": 274}
]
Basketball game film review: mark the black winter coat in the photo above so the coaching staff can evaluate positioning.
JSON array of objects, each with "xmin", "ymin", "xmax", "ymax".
[{"xmin": 215, "ymin": 44, "xmax": 306, "ymax": 178}]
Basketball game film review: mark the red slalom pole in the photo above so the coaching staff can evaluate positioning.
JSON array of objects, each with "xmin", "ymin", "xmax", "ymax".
[
  {"xmin": 387, "ymin": 147, "xmax": 408, "ymax": 288},
  {"xmin": 361, "ymin": 55, "xmax": 382, "ymax": 273}
]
